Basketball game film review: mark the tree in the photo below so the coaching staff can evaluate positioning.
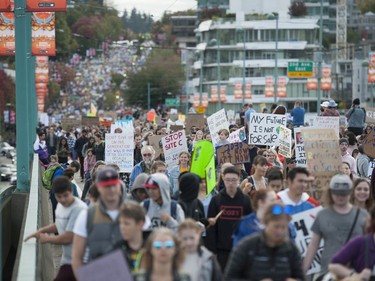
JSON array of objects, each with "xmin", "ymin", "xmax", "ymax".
[
  {"xmin": 55, "ymin": 13, "xmax": 79, "ymax": 59},
  {"xmin": 124, "ymin": 49, "xmax": 184, "ymax": 108},
  {"xmin": 288, "ymin": 1, "xmax": 308, "ymax": 17},
  {"xmin": 358, "ymin": 0, "xmax": 375, "ymax": 13}
]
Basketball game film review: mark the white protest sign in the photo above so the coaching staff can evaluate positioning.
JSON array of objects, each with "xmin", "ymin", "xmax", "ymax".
[
  {"xmin": 207, "ymin": 109, "xmax": 230, "ymax": 147},
  {"xmin": 248, "ymin": 113, "xmax": 287, "ymax": 146},
  {"xmin": 368, "ymin": 161, "xmax": 375, "ymax": 179},
  {"xmin": 313, "ymin": 116, "xmax": 340, "ymax": 137},
  {"xmin": 278, "ymin": 125, "xmax": 292, "ymax": 158},
  {"xmin": 229, "ymin": 127, "xmax": 246, "ymax": 143},
  {"xmin": 105, "ymin": 133, "xmax": 134, "ymax": 173},
  {"xmin": 227, "ymin": 109, "xmax": 235, "ymax": 124},
  {"xmin": 111, "ymin": 120, "xmax": 134, "ymax": 133},
  {"xmin": 294, "ymin": 128, "xmax": 307, "ymax": 167},
  {"xmin": 292, "ymin": 207, "xmax": 324, "ymax": 275},
  {"xmin": 162, "ymin": 130, "xmax": 188, "ymax": 169}
]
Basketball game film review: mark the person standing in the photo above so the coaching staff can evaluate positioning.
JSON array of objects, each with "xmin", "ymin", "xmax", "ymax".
[
  {"xmin": 346, "ymin": 98, "xmax": 366, "ymax": 136},
  {"xmin": 245, "ymin": 103, "xmax": 256, "ymax": 125},
  {"xmin": 169, "ymin": 151, "xmax": 191, "ymax": 195},
  {"xmin": 340, "ymin": 138, "xmax": 357, "ymax": 176},
  {"xmin": 47, "ymin": 126, "xmax": 59, "ymax": 157},
  {"xmin": 291, "ymin": 100, "xmax": 305, "ymax": 127},
  {"xmin": 74, "ymin": 130, "xmax": 88, "ymax": 182},
  {"xmin": 321, "ymin": 100, "xmax": 340, "ymax": 116},
  {"xmin": 57, "ymin": 137, "xmax": 70, "ymax": 164},
  {"xmin": 93, "ymin": 133, "xmax": 105, "ymax": 161},
  {"xmin": 34, "ymin": 131, "xmax": 49, "ymax": 166},
  {"xmin": 356, "ymin": 145, "xmax": 370, "ymax": 178},
  {"xmin": 129, "ymin": 145, "xmax": 156, "ymax": 189},
  {"xmin": 206, "ymin": 166, "xmax": 252, "ymax": 270},
  {"xmin": 134, "ymin": 133, "xmax": 143, "ymax": 165},
  {"xmin": 239, "ymin": 103, "xmax": 249, "ymax": 127}
]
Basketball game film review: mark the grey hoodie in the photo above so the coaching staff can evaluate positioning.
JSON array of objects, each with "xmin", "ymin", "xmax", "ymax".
[
  {"xmin": 357, "ymin": 152, "xmax": 370, "ymax": 177},
  {"xmin": 141, "ymin": 173, "xmax": 185, "ymax": 231}
]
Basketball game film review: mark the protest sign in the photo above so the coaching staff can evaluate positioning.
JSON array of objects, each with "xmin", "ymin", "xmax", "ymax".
[
  {"xmin": 248, "ymin": 113, "xmax": 287, "ymax": 146},
  {"xmin": 105, "ymin": 133, "xmax": 134, "ymax": 173},
  {"xmin": 62, "ymin": 117, "xmax": 81, "ymax": 131},
  {"xmin": 294, "ymin": 128, "xmax": 306, "ymax": 167},
  {"xmin": 162, "ymin": 130, "xmax": 188, "ymax": 169},
  {"xmin": 292, "ymin": 207, "xmax": 324, "ymax": 275},
  {"xmin": 148, "ymin": 135, "xmax": 163, "ymax": 159},
  {"xmin": 227, "ymin": 109, "xmax": 235, "ymax": 124},
  {"xmin": 190, "ymin": 140, "xmax": 215, "ymax": 195},
  {"xmin": 111, "ymin": 120, "xmax": 133, "ymax": 133},
  {"xmin": 368, "ymin": 161, "xmax": 375, "ymax": 179},
  {"xmin": 278, "ymin": 125, "xmax": 292, "ymax": 158},
  {"xmin": 229, "ymin": 127, "xmax": 246, "ymax": 143},
  {"xmin": 217, "ymin": 142, "xmax": 250, "ymax": 167},
  {"xmin": 169, "ymin": 125, "xmax": 184, "ymax": 132},
  {"xmin": 313, "ymin": 116, "xmax": 340, "ymax": 137},
  {"xmin": 207, "ymin": 109, "xmax": 230, "ymax": 147},
  {"xmin": 363, "ymin": 128, "xmax": 375, "ymax": 158},
  {"xmin": 302, "ymin": 129, "xmax": 341, "ymax": 174},
  {"xmin": 185, "ymin": 114, "xmax": 205, "ymax": 132},
  {"xmin": 76, "ymin": 250, "xmax": 133, "ymax": 281},
  {"xmin": 308, "ymin": 172, "xmax": 333, "ymax": 204},
  {"xmin": 82, "ymin": 116, "xmax": 99, "ymax": 127},
  {"xmin": 366, "ymin": 108, "xmax": 375, "ymax": 124}
]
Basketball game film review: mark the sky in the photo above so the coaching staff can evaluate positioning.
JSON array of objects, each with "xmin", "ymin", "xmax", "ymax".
[{"xmin": 106, "ymin": 0, "xmax": 197, "ymax": 19}]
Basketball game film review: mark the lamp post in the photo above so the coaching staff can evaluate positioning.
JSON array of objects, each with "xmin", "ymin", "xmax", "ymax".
[
  {"xmin": 274, "ymin": 13, "xmax": 279, "ymax": 104},
  {"xmin": 316, "ymin": 0, "xmax": 324, "ymax": 115},
  {"xmin": 210, "ymin": 38, "xmax": 221, "ymax": 109},
  {"xmin": 237, "ymin": 28, "xmax": 246, "ymax": 105}
]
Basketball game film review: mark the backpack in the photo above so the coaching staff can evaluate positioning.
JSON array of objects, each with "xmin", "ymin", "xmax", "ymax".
[
  {"xmin": 42, "ymin": 164, "xmax": 63, "ymax": 190},
  {"xmin": 143, "ymin": 199, "xmax": 178, "ymax": 220}
]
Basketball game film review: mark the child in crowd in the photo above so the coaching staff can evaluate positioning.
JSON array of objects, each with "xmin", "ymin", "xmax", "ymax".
[
  {"xmin": 216, "ymin": 129, "xmax": 230, "ymax": 147},
  {"xmin": 83, "ymin": 148, "xmax": 96, "ymax": 180}
]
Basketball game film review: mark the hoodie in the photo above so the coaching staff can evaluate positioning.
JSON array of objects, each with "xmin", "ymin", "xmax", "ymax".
[
  {"xmin": 141, "ymin": 173, "xmax": 185, "ymax": 231},
  {"xmin": 357, "ymin": 153, "xmax": 370, "ymax": 177}
]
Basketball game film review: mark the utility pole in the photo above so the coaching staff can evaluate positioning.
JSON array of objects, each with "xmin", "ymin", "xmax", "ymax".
[
  {"xmin": 147, "ymin": 82, "xmax": 151, "ymax": 110},
  {"xmin": 274, "ymin": 14, "xmax": 279, "ymax": 104},
  {"xmin": 316, "ymin": 0, "xmax": 323, "ymax": 115}
]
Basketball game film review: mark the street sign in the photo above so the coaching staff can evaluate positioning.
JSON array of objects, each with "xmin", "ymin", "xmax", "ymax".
[
  {"xmin": 166, "ymin": 98, "xmax": 180, "ymax": 106},
  {"xmin": 288, "ymin": 61, "xmax": 314, "ymax": 78}
]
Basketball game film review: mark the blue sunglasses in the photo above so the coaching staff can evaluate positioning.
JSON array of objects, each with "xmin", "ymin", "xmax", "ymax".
[
  {"xmin": 272, "ymin": 205, "xmax": 293, "ymax": 215},
  {"xmin": 152, "ymin": 240, "xmax": 175, "ymax": 249}
]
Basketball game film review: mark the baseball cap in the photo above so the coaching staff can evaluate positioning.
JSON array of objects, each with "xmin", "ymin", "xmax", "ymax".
[
  {"xmin": 96, "ymin": 168, "xmax": 121, "ymax": 187},
  {"xmin": 143, "ymin": 176, "xmax": 160, "ymax": 189},
  {"xmin": 329, "ymin": 174, "xmax": 352, "ymax": 195}
]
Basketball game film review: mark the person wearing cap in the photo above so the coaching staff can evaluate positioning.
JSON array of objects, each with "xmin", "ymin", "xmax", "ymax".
[
  {"xmin": 141, "ymin": 173, "xmax": 185, "ymax": 232},
  {"xmin": 129, "ymin": 173, "xmax": 149, "ymax": 203},
  {"xmin": 302, "ymin": 174, "xmax": 368, "ymax": 276},
  {"xmin": 129, "ymin": 145, "xmax": 156, "ymax": 190},
  {"xmin": 320, "ymin": 101, "xmax": 329, "ymax": 115},
  {"xmin": 321, "ymin": 100, "xmax": 340, "ymax": 116},
  {"xmin": 291, "ymin": 100, "xmax": 305, "ymax": 127},
  {"xmin": 346, "ymin": 98, "xmax": 366, "ymax": 136},
  {"xmin": 340, "ymin": 138, "xmax": 357, "ymax": 176},
  {"xmin": 72, "ymin": 168, "xmax": 124, "ymax": 276}
]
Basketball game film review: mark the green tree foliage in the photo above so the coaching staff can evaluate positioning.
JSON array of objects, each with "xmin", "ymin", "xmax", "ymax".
[
  {"xmin": 124, "ymin": 49, "xmax": 184, "ymax": 108},
  {"xmin": 0, "ymin": 70, "xmax": 15, "ymax": 111},
  {"xmin": 288, "ymin": 1, "xmax": 308, "ymax": 17},
  {"xmin": 122, "ymin": 8, "xmax": 154, "ymax": 34},
  {"xmin": 46, "ymin": 81, "xmax": 61, "ymax": 109},
  {"xmin": 358, "ymin": 0, "xmax": 375, "ymax": 13},
  {"xmin": 111, "ymin": 73, "xmax": 125, "ymax": 89},
  {"xmin": 347, "ymin": 28, "xmax": 361, "ymax": 44},
  {"xmin": 103, "ymin": 92, "xmax": 117, "ymax": 110},
  {"xmin": 56, "ymin": 13, "xmax": 79, "ymax": 59}
]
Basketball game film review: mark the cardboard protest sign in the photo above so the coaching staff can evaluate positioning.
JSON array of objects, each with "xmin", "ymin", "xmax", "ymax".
[
  {"xmin": 161, "ymin": 130, "xmax": 188, "ymax": 169},
  {"xmin": 368, "ymin": 160, "xmax": 375, "ymax": 179},
  {"xmin": 302, "ymin": 129, "xmax": 341, "ymax": 174},
  {"xmin": 307, "ymin": 172, "xmax": 332, "ymax": 204},
  {"xmin": 363, "ymin": 128, "xmax": 375, "ymax": 158},
  {"xmin": 190, "ymin": 140, "xmax": 215, "ymax": 195},
  {"xmin": 82, "ymin": 116, "xmax": 99, "ymax": 127},
  {"xmin": 294, "ymin": 128, "xmax": 306, "ymax": 167},
  {"xmin": 185, "ymin": 114, "xmax": 205, "ymax": 132},
  {"xmin": 61, "ymin": 117, "xmax": 81, "ymax": 131},
  {"xmin": 76, "ymin": 250, "xmax": 133, "ymax": 281},
  {"xmin": 365, "ymin": 107, "xmax": 375, "ymax": 124},
  {"xmin": 169, "ymin": 125, "xmax": 184, "ymax": 132},
  {"xmin": 278, "ymin": 125, "xmax": 292, "ymax": 158},
  {"xmin": 105, "ymin": 133, "xmax": 134, "ymax": 173},
  {"xmin": 229, "ymin": 127, "xmax": 246, "ymax": 143},
  {"xmin": 248, "ymin": 113, "xmax": 287, "ymax": 146},
  {"xmin": 313, "ymin": 116, "xmax": 340, "ymax": 137},
  {"xmin": 292, "ymin": 207, "xmax": 324, "ymax": 275},
  {"xmin": 217, "ymin": 142, "xmax": 250, "ymax": 167},
  {"xmin": 148, "ymin": 135, "xmax": 163, "ymax": 159},
  {"xmin": 207, "ymin": 109, "xmax": 230, "ymax": 147}
]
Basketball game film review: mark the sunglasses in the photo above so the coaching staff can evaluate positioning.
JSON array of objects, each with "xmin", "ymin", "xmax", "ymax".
[
  {"xmin": 272, "ymin": 205, "xmax": 293, "ymax": 215},
  {"xmin": 143, "ymin": 153, "xmax": 152, "ymax": 157},
  {"xmin": 152, "ymin": 240, "xmax": 175, "ymax": 249}
]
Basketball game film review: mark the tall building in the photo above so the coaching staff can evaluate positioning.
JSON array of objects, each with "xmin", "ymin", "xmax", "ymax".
[
  {"xmin": 171, "ymin": 16, "xmax": 197, "ymax": 49},
  {"xmin": 192, "ymin": 16, "xmax": 320, "ymax": 113}
]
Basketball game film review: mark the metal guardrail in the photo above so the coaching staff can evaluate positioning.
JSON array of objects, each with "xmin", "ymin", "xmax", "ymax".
[{"xmin": 15, "ymin": 154, "xmax": 39, "ymax": 281}]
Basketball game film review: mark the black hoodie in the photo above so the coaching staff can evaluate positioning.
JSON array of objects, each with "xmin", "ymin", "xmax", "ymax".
[{"xmin": 206, "ymin": 187, "xmax": 252, "ymax": 253}]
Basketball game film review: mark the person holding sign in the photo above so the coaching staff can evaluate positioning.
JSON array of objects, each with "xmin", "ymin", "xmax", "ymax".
[
  {"xmin": 303, "ymin": 174, "xmax": 368, "ymax": 277},
  {"xmin": 225, "ymin": 202, "xmax": 304, "ymax": 281},
  {"xmin": 240, "ymin": 156, "xmax": 268, "ymax": 195}
]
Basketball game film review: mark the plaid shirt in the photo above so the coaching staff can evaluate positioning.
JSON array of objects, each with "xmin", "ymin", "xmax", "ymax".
[{"xmin": 67, "ymin": 136, "xmax": 76, "ymax": 149}]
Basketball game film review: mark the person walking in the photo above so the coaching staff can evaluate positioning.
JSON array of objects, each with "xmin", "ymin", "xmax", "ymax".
[
  {"xmin": 74, "ymin": 130, "xmax": 88, "ymax": 181},
  {"xmin": 346, "ymin": 98, "xmax": 366, "ymax": 136}
]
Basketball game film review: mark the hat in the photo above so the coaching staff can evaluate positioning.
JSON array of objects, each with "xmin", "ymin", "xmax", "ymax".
[
  {"xmin": 328, "ymin": 100, "xmax": 338, "ymax": 107},
  {"xmin": 320, "ymin": 101, "xmax": 329, "ymax": 108},
  {"xmin": 339, "ymin": 138, "xmax": 349, "ymax": 145},
  {"xmin": 96, "ymin": 168, "xmax": 121, "ymax": 187},
  {"xmin": 353, "ymin": 98, "xmax": 360, "ymax": 105},
  {"xmin": 143, "ymin": 176, "xmax": 160, "ymax": 189},
  {"xmin": 132, "ymin": 173, "xmax": 148, "ymax": 191},
  {"xmin": 329, "ymin": 174, "xmax": 353, "ymax": 195}
]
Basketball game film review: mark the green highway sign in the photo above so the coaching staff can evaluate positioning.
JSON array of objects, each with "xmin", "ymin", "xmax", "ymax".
[
  {"xmin": 288, "ymin": 61, "xmax": 314, "ymax": 78},
  {"xmin": 166, "ymin": 98, "xmax": 180, "ymax": 106}
]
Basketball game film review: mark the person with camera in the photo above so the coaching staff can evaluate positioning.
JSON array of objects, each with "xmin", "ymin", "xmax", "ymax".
[{"xmin": 346, "ymin": 98, "xmax": 366, "ymax": 136}]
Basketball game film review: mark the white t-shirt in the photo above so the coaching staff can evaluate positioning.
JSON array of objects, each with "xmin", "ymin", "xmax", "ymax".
[{"xmin": 55, "ymin": 198, "xmax": 87, "ymax": 265}]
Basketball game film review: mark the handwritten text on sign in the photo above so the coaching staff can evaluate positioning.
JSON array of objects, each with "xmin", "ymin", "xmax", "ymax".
[
  {"xmin": 292, "ymin": 207, "xmax": 324, "ymax": 275},
  {"xmin": 278, "ymin": 125, "xmax": 292, "ymax": 158},
  {"xmin": 105, "ymin": 133, "xmax": 134, "ymax": 173},
  {"xmin": 294, "ymin": 128, "xmax": 306, "ymax": 167},
  {"xmin": 313, "ymin": 116, "xmax": 340, "ymax": 137},
  {"xmin": 248, "ymin": 113, "xmax": 287, "ymax": 146},
  {"xmin": 217, "ymin": 142, "xmax": 250, "ymax": 167},
  {"xmin": 207, "ymin": 108, "xmax": 230, "ymax": 147},
  {"xmin": 229, "ymin": 127, "xmax": 246, "ymax": 143},
  {"xmin": 162, "ymin": 130, "xmax": 188, "ymax": 169}
]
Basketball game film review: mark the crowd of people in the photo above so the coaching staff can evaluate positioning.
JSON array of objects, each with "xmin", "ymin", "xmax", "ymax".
[{"xmin": 29, "ymin": 97, "xmax": 375, "ymax": 281}]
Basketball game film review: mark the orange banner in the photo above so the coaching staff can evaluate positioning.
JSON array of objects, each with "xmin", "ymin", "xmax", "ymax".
[
  {"xmin": 192, "ymin": 93, "xmax": 200, "ymax": 108},
  {"xmin": 277, "ymin": 77, "xmax": 288, "ymax": 97},
  {"xmin": 36, "ymin": 73, "xmax": 48, "ymax": 83},
  {"xmin": 37, "ymin": 104, "xmax": 44, "ymax": 112},
  {"xmin": 27, "ymin": 0, "xmax": 66, "ymax": 12},
  {"xmin": 245, "ymin": 83, "xmax": 252, "ymax": 99},
  {"xmin": 202, "ymin": 93, "xmax": 208, "ymax": 108},
  {"xmin": 32, "ymin": 12, "xmax": 55, "ymax": 56},
  {"xmin": 321, "ymin": 64, "xmax": 332, "ymax": 90},
  {"xmin": 36, "ymin": 83, "xmax": 47, "ymax": 90},
  {"xmin": 0, "ymin": 12, "xmax": 15, "ymax": 56},
  {"xmin": 264, "ymin": 77, "xmax": 274, "ymax": 97},
  {"xmin": 368, "ymin": 52, "xmax": 375, "ymax": 84},
  {"xmin": 0, "ymin": 0, "xmax": 10, "ymax": 12},
  {"xmin": 210, "ymin": 87, "xmax": 218, "ymax": 103},
  {"xmin": 220, "ymin": 85, "xmax": 227, "ymax": 102},
  {"xmin": 234, "ymin": 83, "xmax": 242, "ymax": 99},
  {"xmin": 306, "ymin": 78, "xmax": 317, "ymax": 90}
]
